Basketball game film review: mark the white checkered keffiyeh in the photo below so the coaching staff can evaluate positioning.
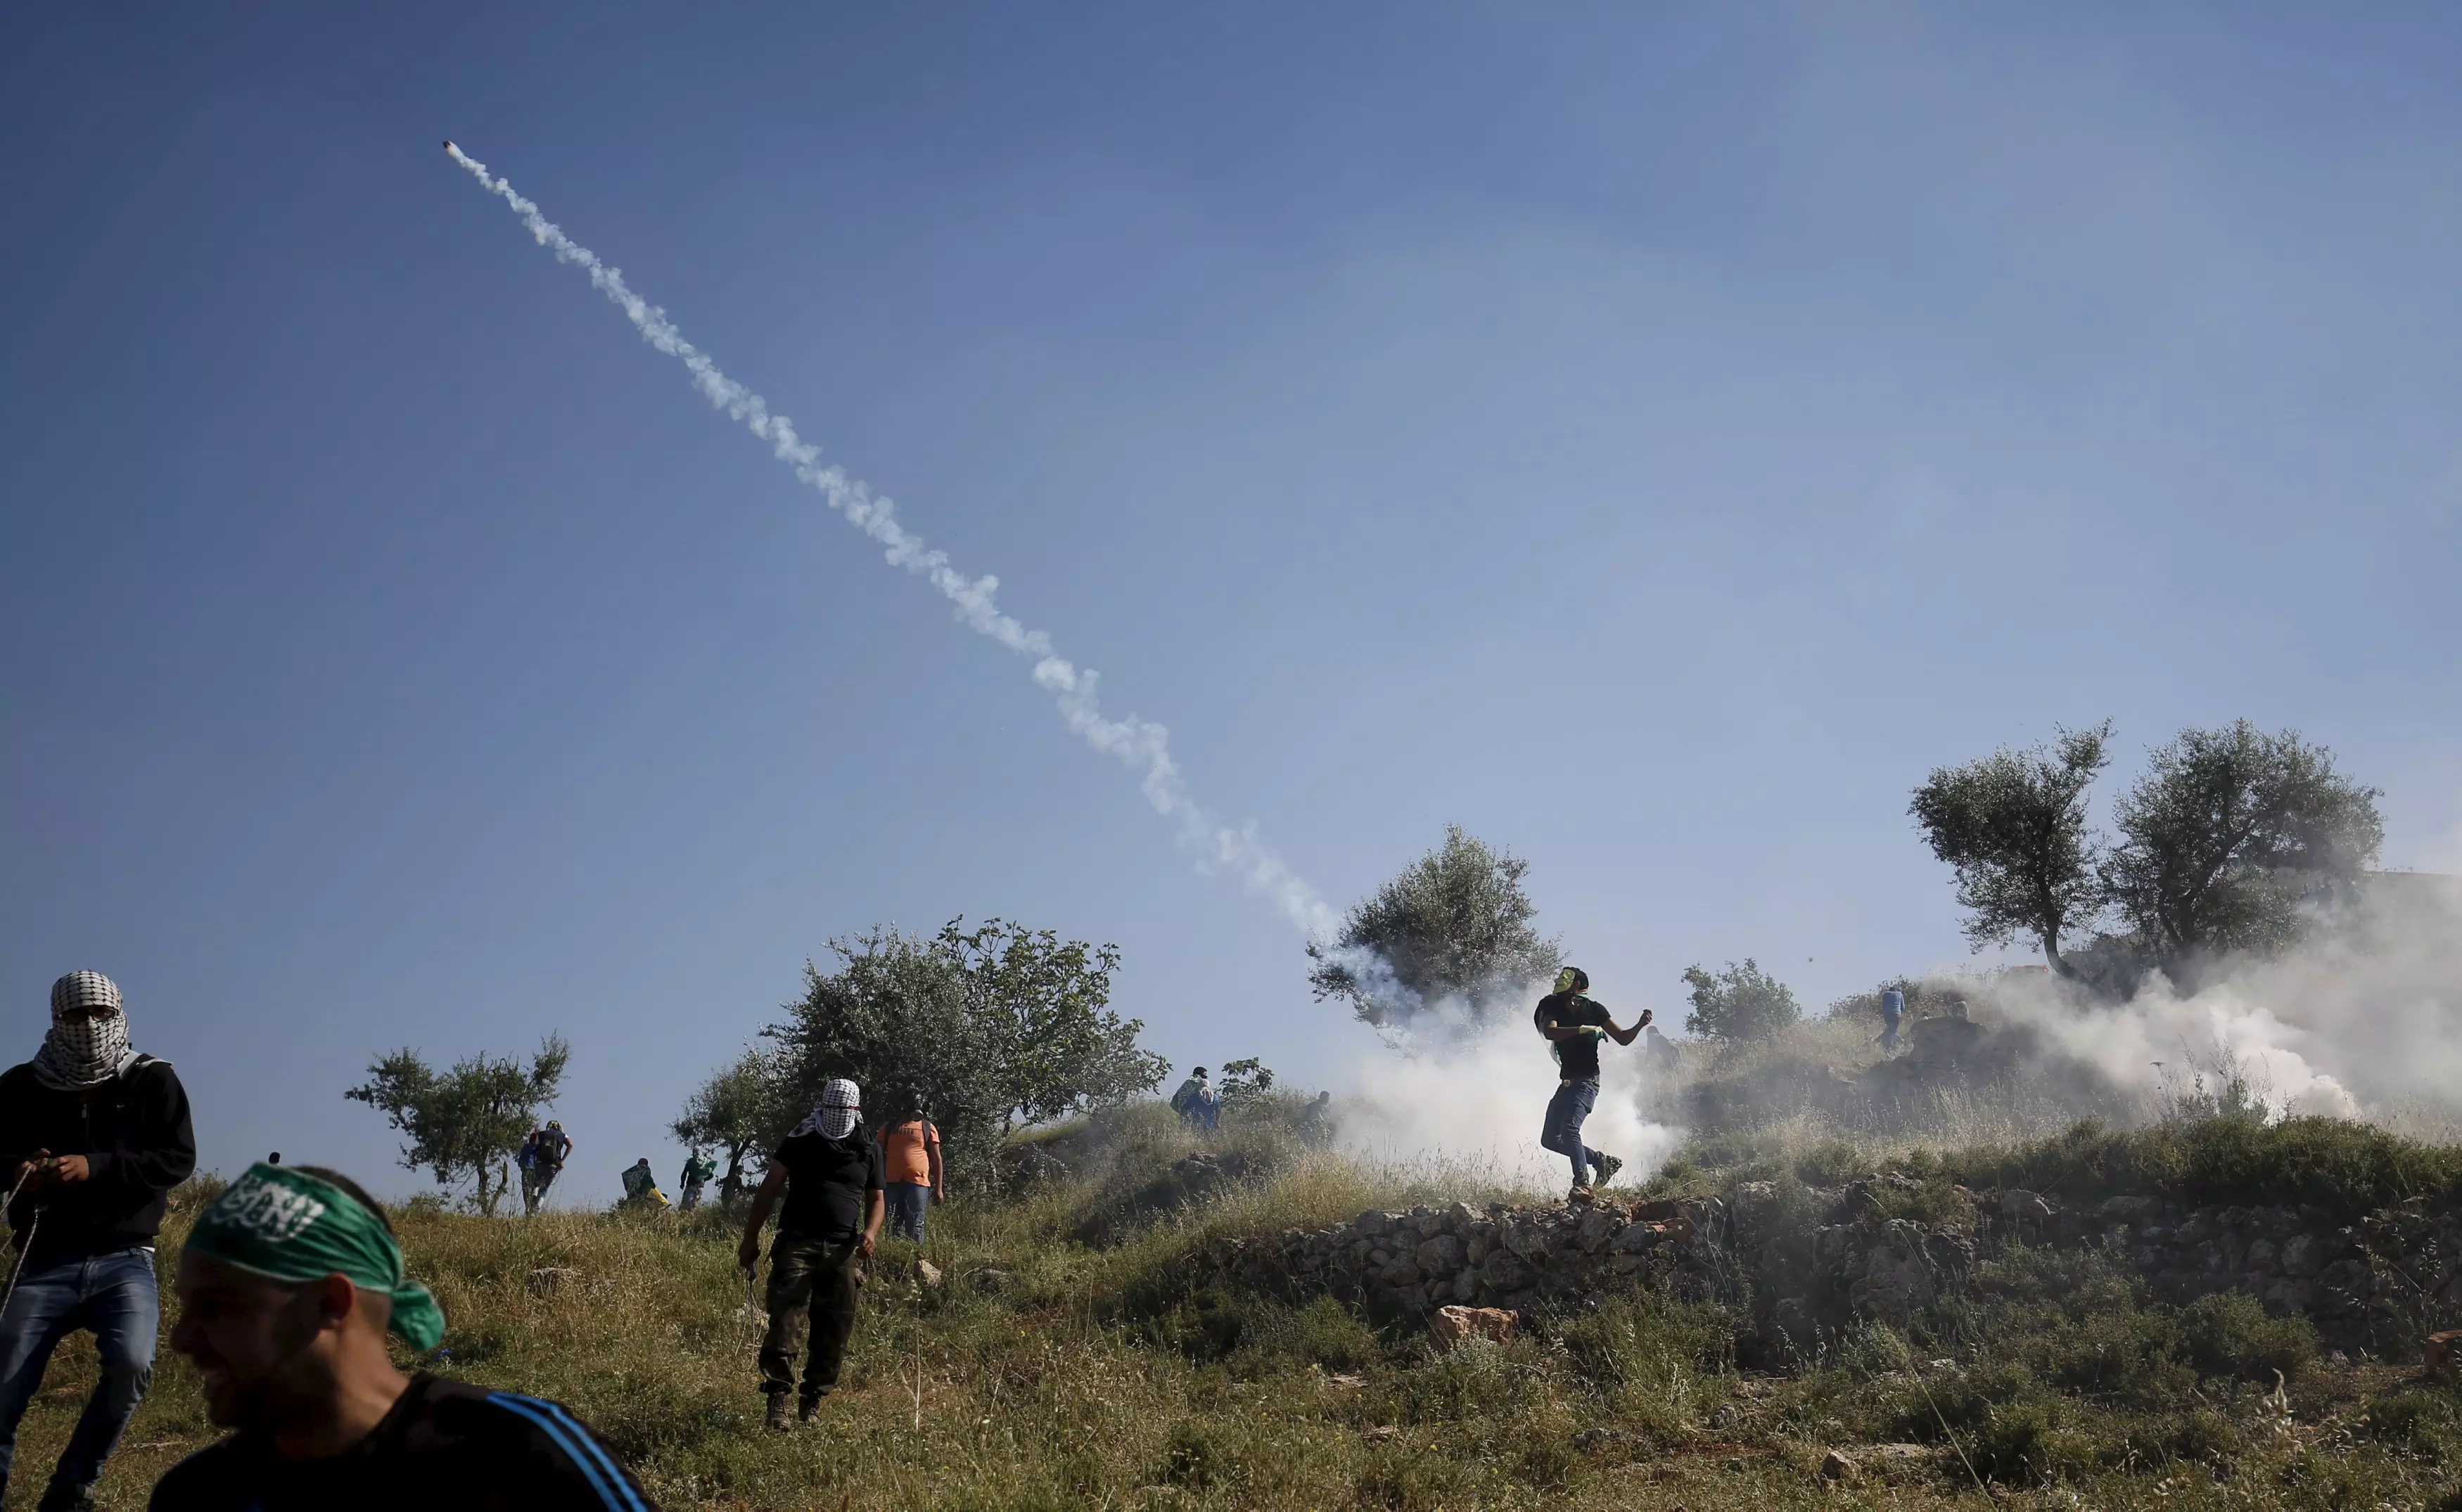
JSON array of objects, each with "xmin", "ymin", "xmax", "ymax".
[
  {"xmin": 793, "ymin": 1077, "xmax": 862, "ymax": 1140},
  {"xmin": 34, "ymin": 970, "xmax": 137, "ymax": 1091}
]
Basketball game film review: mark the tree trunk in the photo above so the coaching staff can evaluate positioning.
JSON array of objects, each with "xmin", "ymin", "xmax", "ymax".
[{"xmin": 2041, "ymin": 927, "xmax": 2078, "ymax": 980}]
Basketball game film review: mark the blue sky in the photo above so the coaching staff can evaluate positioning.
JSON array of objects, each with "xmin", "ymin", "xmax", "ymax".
[{"xmin": 6, "ymin": 6, "xmax": 2458, "ymax": 1203}]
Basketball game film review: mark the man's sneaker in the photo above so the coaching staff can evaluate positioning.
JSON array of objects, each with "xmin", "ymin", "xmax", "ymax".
[
  {"xmin": 765, "ymin": 1394, "xmax": 794, "ymax": 1433},
  {"xmin": 1591, "ymin": 1154, "xmax": 1624, "ymax": 1189},
  {"xmin": 798, "ymin": 1391, "xmax": 829, "ymax": 1423},
  {"xmin": 1567, "ymin": 1183, "xmax": 1593, "ymax": 1204}
]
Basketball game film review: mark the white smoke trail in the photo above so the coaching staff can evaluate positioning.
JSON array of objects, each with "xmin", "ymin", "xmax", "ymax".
[{"xmin": 443, "ymin": 142, "xmax": 1349, "ymax": 946}]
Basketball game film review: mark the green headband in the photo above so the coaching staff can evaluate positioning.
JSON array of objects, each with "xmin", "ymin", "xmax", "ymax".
[{"xmin": 186, "ymin": 1164, "xmax": 446, "ymax": 1352}]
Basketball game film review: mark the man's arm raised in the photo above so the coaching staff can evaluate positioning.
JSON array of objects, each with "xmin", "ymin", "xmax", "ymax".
[{"xmin": 1605, "ymin": 1008, "xmax": 1653, "ymax": 1046}]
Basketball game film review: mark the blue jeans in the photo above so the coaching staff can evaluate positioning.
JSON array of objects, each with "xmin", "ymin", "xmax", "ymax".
[
  {"xmin": 0, "ymin": 1247, "xmax": 159, "ymax": 1506},
  {"xmin": 1539, "ymin": 1079, "xmax": 1605, "ymax": 1187},
  {"xmin": 886, "ymin": 1182, "xmax": 929, "ymax": 1243}
]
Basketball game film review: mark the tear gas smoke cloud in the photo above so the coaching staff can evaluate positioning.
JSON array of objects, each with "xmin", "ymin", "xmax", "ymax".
[
  {"xmin": 1975, "ymin": 874, "xmax": 2462, "ymax": 1125},
  {"xmin": 443, "ymin": 143, "xmax": 1383, "ymax": 975},
  {"xmin": 1336, "ymin": 982, "xmax": 1683, "ymax": 1190}
]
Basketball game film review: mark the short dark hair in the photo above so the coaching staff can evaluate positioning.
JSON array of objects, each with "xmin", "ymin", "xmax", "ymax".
[{"xmin": 294, "ymin": 1165, "xmax": 394, "ymax": 1238}]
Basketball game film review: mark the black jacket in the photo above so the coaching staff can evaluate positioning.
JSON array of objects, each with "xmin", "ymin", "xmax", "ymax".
[
  {"xmin": 151, "ymin": 1372, "xmax": 658, "ymax": 1511},
  {"xmin": 1, "ymin": 1056, "xmax": 196, "ymax": 1264}
]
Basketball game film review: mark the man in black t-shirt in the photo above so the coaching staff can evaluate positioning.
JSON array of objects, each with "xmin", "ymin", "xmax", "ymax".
[
  {"xmin": 152, "ymin": 1162, "xmax": 653, "ymax": 1511},
  {"xmin": 1532, "ymin": 967, "xmax": 1648, "ymax": 1198},
  {"xmin": 738, "ymin": 1077, "xmax": 884, "ymax": 1432}
]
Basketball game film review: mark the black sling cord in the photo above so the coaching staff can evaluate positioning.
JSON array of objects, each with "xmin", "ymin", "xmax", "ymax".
[{"xmin": 0, "ymin": 1167, "xmax": 41, "ymax": 1324}]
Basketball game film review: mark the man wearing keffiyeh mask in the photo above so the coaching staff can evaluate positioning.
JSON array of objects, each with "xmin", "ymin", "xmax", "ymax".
[
  {"xmin": 737, "ymin": 1077, "xmax": 883, "ymax": 1433},
  {"xmin": 1, "ymin": 971, "xmax": 197, "ymax": 1511}
]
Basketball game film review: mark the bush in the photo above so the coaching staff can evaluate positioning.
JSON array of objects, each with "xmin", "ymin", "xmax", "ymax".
[
  {"xmin": 1682, "ymin": 959, "xmax": 1802, "ymax": 1043},
  {"xmin": 2178, "ymin": 1291, "xmax": 2316, "ymax": 1383}
]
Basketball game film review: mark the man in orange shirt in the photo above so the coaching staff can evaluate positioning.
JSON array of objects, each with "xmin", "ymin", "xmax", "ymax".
[{"xmin": 873, "ymin": 1098, "xmax": 943, "ymax": 1244}]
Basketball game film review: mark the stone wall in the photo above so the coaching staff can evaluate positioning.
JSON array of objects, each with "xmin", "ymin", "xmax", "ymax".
[
  {"xmin": 1202, "ymin": 1176, "xmax": 2462, "ymax": 1357},
  {"xmin": 1203, "ymin": 1194, "xmax": 1728, "ymax": 1319}
]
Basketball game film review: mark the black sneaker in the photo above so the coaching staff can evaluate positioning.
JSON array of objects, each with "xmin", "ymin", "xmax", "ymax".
[
  {"xmin": 1591, "ymin": 1154, "xmax": 1624, "ymax": 1189},
  {"xmin": 798, "ymin": 1391, "xmax": 829, "ymax": 1423}
]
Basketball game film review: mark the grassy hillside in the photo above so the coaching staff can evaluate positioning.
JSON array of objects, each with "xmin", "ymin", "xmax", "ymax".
[{"xmin": 11, "ymin": 1102, "xmax": 2462, "ymax": 1510}]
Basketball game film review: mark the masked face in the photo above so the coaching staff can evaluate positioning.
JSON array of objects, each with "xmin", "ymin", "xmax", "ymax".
[
  {"xmin": 818, "ymin": 1078, "xmax": 860, "ymax": 1139},
  {"xmin": 40, "ymin": 970, "xmax": 132, "ymax": 1088}
]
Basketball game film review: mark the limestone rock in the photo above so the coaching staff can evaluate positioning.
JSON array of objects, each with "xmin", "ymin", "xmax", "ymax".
[{"xmin": 1428, "ymin": 1305, "xmax": 1517, "ymax": 1352}]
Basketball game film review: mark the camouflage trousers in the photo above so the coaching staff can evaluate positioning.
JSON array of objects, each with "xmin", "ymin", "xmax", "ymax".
[{"xmin": 759, "ymin": 1238, "xmax": 861, "ymax": 1402}]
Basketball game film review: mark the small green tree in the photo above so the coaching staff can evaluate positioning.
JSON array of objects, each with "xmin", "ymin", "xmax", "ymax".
[
  {"xmin": 1216, "ymin": 1057, "xmax": 1277, "ymax": 1113},
  {"xmin": 1680, "ymin": 961, "xmax": 1800, "ymax": 1044},
  {"xmin": 2104, "ymin": 722, "xmax": 2382, "ymax": 985},
  {"xmin": 345, "ymin": 1035, "xmax": 569, "ymax": 1215},
  {"xmin": 1307, "ymin": 824, "xmax": 1560, "ymax": 1030},
  {"xmin": 1909, "ymin": 723, "xmax": 2112, "ymax": 980},
  {"xmin": 672, "ymin": 1046, "xmax": 791, "ymax": 1204}
]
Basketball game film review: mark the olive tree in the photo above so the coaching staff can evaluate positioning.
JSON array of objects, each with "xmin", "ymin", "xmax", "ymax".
[
  {"xmin": 672, "ymin": 1046, "xmax": 791, "ymax": 1204},
  {"xmin": 1680, "ymin": 961, "xmax": 1800, "ymax": 1044},
  {"xmin": 1307, "ymin": 824, "xmax": 1561, "ymax": 1030},
  {"xmin": 2104, "ymin": 722, "xmax": 2382, "ymax": 985},
  {"xmin": 1909, "ymin": 722, "xmax": 2112, "ymax": 980},
  {"xmin": 766, "ymin": 918, "xmax": 1166, "ymax": 1181},
  {"xmin": 346, "ymin": 1035, "xmax": 570, "ymax": 1215}
]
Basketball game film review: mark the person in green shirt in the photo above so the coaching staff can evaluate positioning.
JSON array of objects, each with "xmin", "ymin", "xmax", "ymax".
[{"xmin": 677, "ymin": 1152, "xmax": 717, "ymax": 1212}]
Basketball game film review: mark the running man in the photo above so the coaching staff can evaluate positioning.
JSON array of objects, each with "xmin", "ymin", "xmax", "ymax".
[
  {"xmin": 151, "ymin": 1162, "xmax": 655, "ymax": 1509},
  {"xmin": 1532, "ymin": 967, "xmax": 1648, "ymax": 1198},
  {"xmin": 1, "ymin": 970, "xmax": 196, "ymax": 1512}
]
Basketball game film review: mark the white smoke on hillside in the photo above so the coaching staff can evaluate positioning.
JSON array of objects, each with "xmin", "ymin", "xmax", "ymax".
[
  {"xmin": 1978, "ymin": 873, "xmax": 2462, "ymax": 1125},
  {"xmin": 443, "ymin": 143, "xmax": 1374, "ymax": 966},
  {"xmin": 1335, "ymin": 986, "xmax": 1683, "ymax": 1191}
]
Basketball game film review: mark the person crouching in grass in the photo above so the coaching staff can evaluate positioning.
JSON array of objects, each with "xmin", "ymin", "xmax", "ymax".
[
  {"xmin": 151, "ymin": 1163, "xmax": 656, "ymax": 1511},
  {"xmin": 737, "ymin": 1078, "xmax": 883, "ymax": 1433}
]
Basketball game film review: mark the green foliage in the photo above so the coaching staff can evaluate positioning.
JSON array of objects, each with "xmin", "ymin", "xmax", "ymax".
[
  {"xmin": 1680, "ymin": 958, "xmax": 1801, "ymax": 1043},
  {"xmin": 345, "ymin": 1034, "xmax": 569, "ymax": 1215},
  {"xmin": 1224, "ymin": 1295, "xmax": 1385, "ymax": 1377},
  {"xmin": 1306, "ymin": 824, "xmax": 1560, "ymax": 1030},
  {"xmin": 2176, "ymin": 1291, "xmax": 2316, "ymax": 1383},
  {"xmin": 1214, "ymin": 1056, "xmax": 1276, "ymax": 1112},
  {"xmin": 767, "ymin": 918, "xmax": 1166, "ymax": 1181},
  {"xmin": 670, "ymin": 1046, "xmax": 791, "ymax": 1203},
  {"xmin": 1941, "ymin": 1111, "xmax": 2462, "ymax": 1223},
  {"xmin": 1910, "ymin": 722, "xmax": 2112, "ymax": 977},
  {"xmin": 1555, "ymin": 1294, "xmax": 1734, "ymax": 1406},
  {"xmin": 2359, "ymin": 1389, "xmax": 2462, "ymax": 1463},
  {"xmin": 2105, "ymin": 721, "xmax": 2383, "ymax": 981}
]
